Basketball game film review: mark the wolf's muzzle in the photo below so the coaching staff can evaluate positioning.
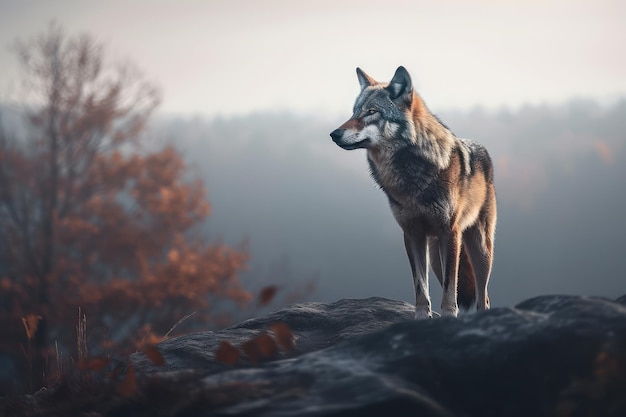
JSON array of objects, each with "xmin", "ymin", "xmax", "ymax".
[{"xmin": 330, "ymin": 129, "xmax": 345, "ymax": 143}]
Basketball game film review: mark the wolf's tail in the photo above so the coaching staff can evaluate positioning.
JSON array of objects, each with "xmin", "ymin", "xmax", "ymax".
[{"xmin": 457, "ymin": 245, "xmax": 477, "ymax": 310}]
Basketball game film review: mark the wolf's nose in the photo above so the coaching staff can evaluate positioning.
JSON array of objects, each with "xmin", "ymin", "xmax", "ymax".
[{"xmin": 330, "ymin": 129, "xmax": 345, "ymax": 142}]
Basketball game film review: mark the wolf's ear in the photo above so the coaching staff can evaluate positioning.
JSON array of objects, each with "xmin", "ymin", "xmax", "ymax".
[
  {"xmin": 356, "ymin": 67, "xmax": 376, "ymax": 90},
  {"xmin": 386, "ymin": 66, "xmax": 413, "ymax": 102}
]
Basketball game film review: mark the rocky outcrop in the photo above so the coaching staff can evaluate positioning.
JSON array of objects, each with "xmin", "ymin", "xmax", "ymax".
[{"xmin": 4, "ymin": 295, "xmax": 626, "ymax": 416}]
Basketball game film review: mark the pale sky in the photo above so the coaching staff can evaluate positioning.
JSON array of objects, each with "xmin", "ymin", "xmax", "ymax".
[{"xmin": 1, "ymin": 0, "xmax": 625, "ymax": 117}]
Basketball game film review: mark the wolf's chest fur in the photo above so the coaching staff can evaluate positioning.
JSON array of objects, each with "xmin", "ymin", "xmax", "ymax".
[
  {"xmin": 367, "ymin": 137, "xmax": 475, "ymax": 230},
  {"xmin": 368, "ymin": 146, "xmax": 444, "ymax": 220}
]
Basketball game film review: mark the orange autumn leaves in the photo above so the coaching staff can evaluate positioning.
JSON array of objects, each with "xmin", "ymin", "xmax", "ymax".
[
  {"xmin": 258, "ymin": 286, "xmax": 278, "ymax": 307},
  {"xmin": 73, "ymin": 286, "xmax": 292, "ymax": 399},
  {"xmin": 215, "ymin": 322, "xmax": 295, "ymax": 366},
  {"xmin": 0, "ymin": 24, "xmax": 253, "ymax": 366},
  {"xmin": 75, "ymin": 312, "xmax": 294, "ymax": 399},
  {"xmin": 1, "ymin": 143, "xmax": 253, "ymax": 351},
  {"xmin": 53, "ymin": 148, "xmax": 252, "ymax": 316},
  {"xmin": 215, "ymin": 288, "xmax": 296, "ymax": 366},
  {"xmin": 53, "ymin": 147, "xmax": 253, "ymax": 332}
]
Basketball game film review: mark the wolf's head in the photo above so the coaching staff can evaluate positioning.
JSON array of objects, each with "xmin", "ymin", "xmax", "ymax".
[{"xmin": 330, "ymin": 66, "xmax": 415, "ymax": 150}]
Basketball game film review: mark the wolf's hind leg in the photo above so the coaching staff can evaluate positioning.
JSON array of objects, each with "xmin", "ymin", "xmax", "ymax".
[
  {"xmin": 462, "ymin": 224, "xmax": 493, "ymax": 310},
  {"xmin": 404, "ymin": 232, "xmax": 431, "ymax": 319},
  {"xmin": 428, "ymin": 237, "xmax": 444, "ymax": 288},
  {"xmin": 438, "ymin": 229, "xmax": 462, "ymax": 317}
]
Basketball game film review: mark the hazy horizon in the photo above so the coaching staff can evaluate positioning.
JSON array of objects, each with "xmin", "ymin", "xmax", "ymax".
[
  {"xmin": 1, "ymin": 94, "xmax": 625, "ymax": 311},
  {"xmin": 138, "ymin": 100, "xmax": 626, "ymax": 309},
  {"xmin": 1, "ymin": 0, "xmax": 625, "ymax": 117}
]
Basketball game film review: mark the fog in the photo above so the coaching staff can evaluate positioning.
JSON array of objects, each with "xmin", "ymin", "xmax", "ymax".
[
  {"xmin": 1, "ymin": 2, "xmax": 624, "ymax": 310},
  {"xmin": 147, "ymin": 98, "xmax": 626, "ymax": 309},
  {"xmin": 1, "ymin": 1, "xmax": 625, "ymax": 116}
]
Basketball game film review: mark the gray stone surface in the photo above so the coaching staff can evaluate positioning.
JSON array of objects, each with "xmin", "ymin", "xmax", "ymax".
[
  {"xmin": 128, "ymin": 295, "xmax": 626, "ymax": 416},
  {"xmin": 4, "ymin": 295, "xmax": 626, "ymax": 416}
]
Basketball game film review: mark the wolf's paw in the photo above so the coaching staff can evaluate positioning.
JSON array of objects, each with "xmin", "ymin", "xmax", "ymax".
[{"xmin": 414, "ymin": 309, "xmax": 433, "ymax": 320}]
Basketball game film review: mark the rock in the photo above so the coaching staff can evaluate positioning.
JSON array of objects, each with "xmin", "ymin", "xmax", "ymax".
[
  {"xmin": 131, "ymin": 297, "xmax": 415, "ymax": 374},
  {"xmin": 4, "ymin": 295, "xmax": 626, "ymax": 416}
]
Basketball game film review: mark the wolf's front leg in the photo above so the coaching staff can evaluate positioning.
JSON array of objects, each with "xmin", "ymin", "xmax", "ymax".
[
  {"xmin": 439, "ymin": 229, "xmax": 461, "ymax": 317},
  {"xmin": 404, "ymin": 232, "xmax": 431, "ymax": 319}
]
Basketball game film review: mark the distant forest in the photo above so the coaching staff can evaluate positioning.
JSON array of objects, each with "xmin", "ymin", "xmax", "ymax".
[{"xmin": 150, "ymin": 98, "xmax": 626, "ymax": 308}]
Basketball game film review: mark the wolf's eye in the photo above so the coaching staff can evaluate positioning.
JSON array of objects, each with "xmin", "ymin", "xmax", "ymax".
[{"xmin": 366, "ymin": 109, "xmax": 378, "ymax": 115}]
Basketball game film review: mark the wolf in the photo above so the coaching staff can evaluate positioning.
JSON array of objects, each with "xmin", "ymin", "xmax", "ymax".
[{"xmin": 330, "ymin": 66, "xmax": 496, "ymax": 318}]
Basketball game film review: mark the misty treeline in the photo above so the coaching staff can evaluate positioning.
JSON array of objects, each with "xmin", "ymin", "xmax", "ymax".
[
  {"xmin": 150, "ymin": 97, "xmax": 626, "ymax": 312},
  {"xmin": 0, "ymin": 25, "xmax": 312, "ymax": 393}
]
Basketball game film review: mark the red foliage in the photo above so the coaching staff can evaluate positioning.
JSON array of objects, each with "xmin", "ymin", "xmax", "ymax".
[
  {"xmin": 142, "ymin": 345, "xmax": 165, "ymax": 367},
  {"xmin": 241, "ymin": 333, "xmax": 279, "ymax": 365},
  {"xmin": 213, "ymin": 323, "xmax": 295, "ymax": 367},
  {"xmin": 0, "ymin": 24, "xmax": 252, "ymax": 391},
  {"xmin": 270, "ymin": 322, "xmax": 295, "ymax": 353},
  {"xmin": 215, "ymin": 341, "xmax": 240, "ymax": 366},
  {"xmin": 258, "ymin": 286, "xmax": 278, "ymax": 306}
]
